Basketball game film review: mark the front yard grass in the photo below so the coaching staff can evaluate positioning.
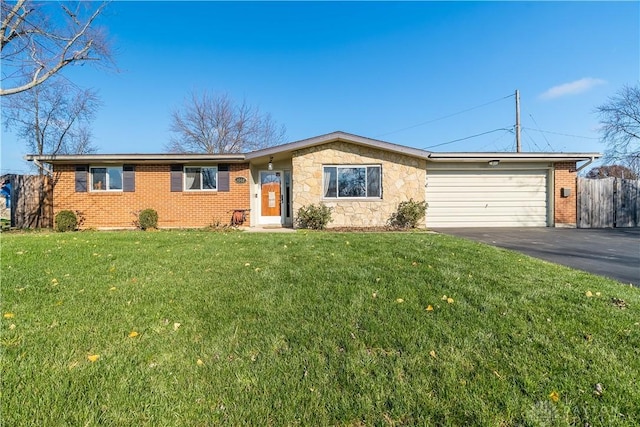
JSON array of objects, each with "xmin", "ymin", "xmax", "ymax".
[{"xmin": 1, "ymin": 230, "xmax": 638, "ymax": 426}]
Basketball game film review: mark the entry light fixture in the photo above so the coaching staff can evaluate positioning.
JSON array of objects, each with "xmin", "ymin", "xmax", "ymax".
[
  {"xmin": 268, "ymin": 156, "xmax": 273, "ymax": 170},
  {"xmin": 488, "ymin": 159, "xmax": 500, "ymax": 167}
]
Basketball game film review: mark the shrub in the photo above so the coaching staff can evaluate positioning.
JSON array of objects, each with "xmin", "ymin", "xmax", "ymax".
[
  {"xmin": 389, "ymin": 199, "xmax": 428, "ymax": 229},
  {"xmin": 55, "ymin": 210, "xmax": 78, "ymax": 232},
  {"xmin": 296, "ymin": 203, "xmax": 333, "ymax": 230},
  {"xmin": 137, "ymin": 208, "xmax": 158, "ymax": 230}
]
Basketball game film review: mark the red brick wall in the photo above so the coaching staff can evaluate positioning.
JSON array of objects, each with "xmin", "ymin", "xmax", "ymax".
[
  {"xmin": 52, "ymin": 163, "xmax": 251, "ymax": 229},
  {"xmin": 554, "ymin": 161, "xmax": 577, "ymax": 225}
]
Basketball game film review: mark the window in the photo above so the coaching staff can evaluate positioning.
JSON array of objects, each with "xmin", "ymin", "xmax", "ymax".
[
  {"xmin": 323, "ymin": 165, "xmax": 381, "ymax": 198},
  {"xmin": 184, "ymin": 166, "xmax": 217, "ymax": 191},
  {"xmin": 90, "ymin": 166, "xmax": 123, "ymax": 191}
]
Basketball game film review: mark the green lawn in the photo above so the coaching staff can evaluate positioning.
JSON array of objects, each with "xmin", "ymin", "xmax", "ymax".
[{"xmin": 1, "ymin": 230, "xmax": 638, "ymax": 426}]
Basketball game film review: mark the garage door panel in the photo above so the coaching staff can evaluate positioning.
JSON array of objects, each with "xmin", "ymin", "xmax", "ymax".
[
  {"xmin": 428, "ymin": 200, "xmax": 547, "ymax": 209},
  {"xmin": 428, "ymin": 190, "xmax": 546, "ymax": 199},
  {"xmin": 429, "ymin": 219, "xmax": 548, "ymax": 227},
  {"xmin": 426, "ymin": 169, "xmax": 549, "ymax": 227},
  {"xmin": 428, "ymin": 175, "xmax": 547, "ymax": 184}
]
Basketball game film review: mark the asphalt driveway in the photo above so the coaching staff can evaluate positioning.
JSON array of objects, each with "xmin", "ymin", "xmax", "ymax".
[{"xmin": 434, "ymin": 227, "xmax": 640, "ymax": 286}]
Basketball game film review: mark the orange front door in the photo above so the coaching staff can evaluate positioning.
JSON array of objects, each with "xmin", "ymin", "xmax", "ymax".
[{"xmin": 261, "ymin": 172, "xmax": 281, "ymax": 218}]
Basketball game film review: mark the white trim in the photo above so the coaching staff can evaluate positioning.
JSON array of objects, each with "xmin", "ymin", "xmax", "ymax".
[
  {"xmin": 322, "ymin": 164, "xmax": 382, "ymax": 199},
  {"xmin": 259, "ymin": 170, "xmax": 283, "ymax": 225},
  {"xmin": 183, "ymin": 165, "xmax": 218, "ymax": 192},
  {"xmin": 89, "ymin": 165, "xmax": 123, "ymax": 192}
]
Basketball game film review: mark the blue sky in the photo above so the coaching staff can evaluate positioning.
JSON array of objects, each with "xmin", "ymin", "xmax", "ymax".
[{"xmin": 2, "ymin": 1, "xmax": 638, "ymax": 174}]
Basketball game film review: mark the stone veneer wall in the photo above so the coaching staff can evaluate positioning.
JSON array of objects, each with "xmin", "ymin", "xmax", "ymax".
[{"xmin": 291, "ymin": 142, "xmax": 427, "ymax": 227}]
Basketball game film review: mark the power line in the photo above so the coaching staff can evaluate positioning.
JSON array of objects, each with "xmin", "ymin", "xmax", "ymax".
[
  {"xmin": 521, "ymin": 128, "xmax": 544, "ymax": 152},
  {"xmin": 422, "ymin": 128, "xmax": 513, "ymax": 150},
  {"xmin": 377, "ymin": 93, "xmax": 514, "ymax": 138},
  {"xmin": 522, "ymin": 127, "xmax": 600, "ymax": 140},
  {"xmin": 527, "ymin": 114, "xmax": 554, "ymax": 151}
]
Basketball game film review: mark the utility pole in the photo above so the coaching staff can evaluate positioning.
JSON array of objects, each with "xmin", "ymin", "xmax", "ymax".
[{"xmin": 515, "ymin": 89, "xmax": 521, "ymax": 152}]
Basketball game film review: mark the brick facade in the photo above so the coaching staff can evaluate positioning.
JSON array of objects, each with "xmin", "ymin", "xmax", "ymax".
[
  {"xmin": 553, "ymin": 161, "xmax": 577, "ymax": 226},
  {"xmin": 52, "ymin": 163, "xmax": 251, "ymax": 229}
]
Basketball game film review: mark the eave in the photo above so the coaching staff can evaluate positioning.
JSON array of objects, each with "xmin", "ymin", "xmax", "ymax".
[
  {"xmin": 24, "ymin": 153, "xmax": 247, "ymax": 165},
  {"xmin": 427, "ymin": 152, "xmax": 601, "ymax": 162}
]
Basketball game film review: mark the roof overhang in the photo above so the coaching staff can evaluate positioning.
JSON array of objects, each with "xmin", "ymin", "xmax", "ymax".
[
  {"xmin": 427, "ymin": 152, "xmax": 601, "ymax": 163},
  {"xmin": 24, "ymin": 153, "xmax": 246, "ymax": 165},
  {"xmin": 245, "ymin": 131, "xmax": 433, "ymax": 163}
]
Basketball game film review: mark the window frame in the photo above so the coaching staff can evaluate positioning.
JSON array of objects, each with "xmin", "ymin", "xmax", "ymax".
[
  {"xmin": 89, "ymin": 165, "xmax": 123, "ymax": 192},
  {"xmin": 183, "ymin": 165, "xmax": 218, "ymax": 192},
  {"xmin": 322, "ymin": 164, "xmax": 382, "ymax": 199}
]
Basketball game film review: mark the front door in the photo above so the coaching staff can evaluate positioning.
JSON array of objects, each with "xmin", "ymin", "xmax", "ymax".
[{"xmin": 259, "ymin": 171, "xmax": 282, "ymax": 225}]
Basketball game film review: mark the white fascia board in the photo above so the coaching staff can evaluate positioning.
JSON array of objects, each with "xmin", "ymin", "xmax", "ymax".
[
  {"xmin": 24, "ymin": 153, "xmax": 246, "ymax": 164},
  {"xmin": 428, "ymin": 152, "xmax": 601, "ymax": 162}
]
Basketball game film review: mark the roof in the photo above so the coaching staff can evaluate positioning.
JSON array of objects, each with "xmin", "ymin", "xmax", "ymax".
[
  {"xmin": 24, "ymin": 131, "xmax": 601, "ymax": 164},
  {"xmin": 245, "ymin": 131, "xmax": 433, "ymax": 162}
]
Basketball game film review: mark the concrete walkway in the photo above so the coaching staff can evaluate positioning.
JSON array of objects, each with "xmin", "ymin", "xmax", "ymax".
[
  {"xmin": 435, "ymin": 227, "xmax": 640, "ymax": 286},
  {"xmin": 242, "ymin": 226, "xmax": 297, "ymax": 233}
]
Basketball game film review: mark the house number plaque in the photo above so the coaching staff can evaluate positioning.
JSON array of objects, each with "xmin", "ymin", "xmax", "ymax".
[{"xmin": 235, "ymin": 177, "xmax": 247, "ymax": 184}]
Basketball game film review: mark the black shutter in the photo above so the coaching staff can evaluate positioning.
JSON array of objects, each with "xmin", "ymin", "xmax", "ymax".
[
  {"xmin": 170, "ymin": 164, "xmax": 183, "ymax": 192},
  {"xmin": 75, "ymin": 165, "xmax": 88, "ymax": 192},
  {"xmin": 218, "ymin": 164, "xmax": 230, "ymax": 192},
  {"xmin": 123, "ymin": 165, "xmax": 135, "ymax": 192}
]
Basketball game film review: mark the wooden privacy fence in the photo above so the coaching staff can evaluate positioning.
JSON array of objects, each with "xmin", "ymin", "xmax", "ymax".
[
  {"xmin": 9, "ymin": 174, "xmax": 53, "ymax": 229},
  {"xmin": 577, "ymin": 177, "xmax": 640, "ymax": 228}
]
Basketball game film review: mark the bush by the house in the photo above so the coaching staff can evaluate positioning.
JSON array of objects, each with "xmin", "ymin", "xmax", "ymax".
[
  {"xmin": 389, "ymin": 199, "xmax": 428, "ymax": 229},
  {"xmin": 137, "ymin": 208, "xmax": 158, "ymax": 230},
  {"xmin": 296, "ymin": 203, "xmax": 333, "ymax": 230},
  {"xmin": 55, "ymin": 210, "xmax": 78, "ymax": 232}
]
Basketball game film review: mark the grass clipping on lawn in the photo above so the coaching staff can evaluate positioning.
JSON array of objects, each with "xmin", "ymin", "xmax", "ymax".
[{"xmin": 2, "ymin": 231, "xmax": 638, "ymax": 426}]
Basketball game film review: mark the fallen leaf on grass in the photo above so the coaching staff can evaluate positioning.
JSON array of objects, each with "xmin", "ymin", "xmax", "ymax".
[
  {"xmin": 396, "ymin": 298, "xmax": 404, "ymax": 303},
  {"xmin": 173, "ymin": 323, "xmax": 181, "ymax": 331},
  {"xmin": 593, "ymin": 383, "xmax": 603, "ymax": 397},
  {"xmin": 612, "ymin": 298, "xmax": 628, "ymax": 309},
  {"xmin": 196, "ymin": 359, "xmax": 204, "ymax": 366},
  {"xmin": 87, "ymin": 354, "xmax": 100, "ymax": 362},
  {"xmin": 426, "ymin": 305, "xmax": 434, "ymax": 311},
  {"xmin": 585, "ymin": 291, "xmax": 593, "ymax": 297},
  {"xmin": 128, "ymin": 331, "xmax": 139, "ymax": 338},
  {"xmin": 549, "ymin": 391, "xmax": 559, "ymax": 402},
  {"xmin": 109, "ymin": 287, "xmax": 116, "ymax": 291},
  {"xmin": 447, "ymin": 297, "xmax": 454, "ymax": 304},
  {"xmin": 429, "ymin": 350, "xmax": 437, "ymax": 358},
  {"xmin": 3, "ymin": 313, "xmax": 15, "ymax": 319}
]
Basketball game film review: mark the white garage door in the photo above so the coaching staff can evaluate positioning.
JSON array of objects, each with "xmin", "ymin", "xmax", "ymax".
[{"xmin": 426, "ymin": 169, "xmax": 549, "ymax": 227}]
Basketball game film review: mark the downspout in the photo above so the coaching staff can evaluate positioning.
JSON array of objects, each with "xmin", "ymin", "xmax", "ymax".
[
  {"xmin": 575, "ymin": 156, "xmax": 595, "ymax": 173},
  {"xmin": 32, "ymin": 159, "xmax": 53, "ymax": 176}
]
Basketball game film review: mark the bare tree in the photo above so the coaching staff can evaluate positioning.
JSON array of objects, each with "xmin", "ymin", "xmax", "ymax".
[
  {"xmin": 1, "ymin": 0, "xmax": 113, "ymax": 97},
  {"xmin": 3, "ymin": 76, "xmax": 101, "ymax": 171},
  {"xmin": 585, "ymin": 164, "xmax": 638, "ymax": 180},
  {"xmin": 596, "ymin": 84, "xmax": 640, "ymax": 174},
  {"xmin": 166, "ymin": 91, "xmax": 286, "ymax": 154}
]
